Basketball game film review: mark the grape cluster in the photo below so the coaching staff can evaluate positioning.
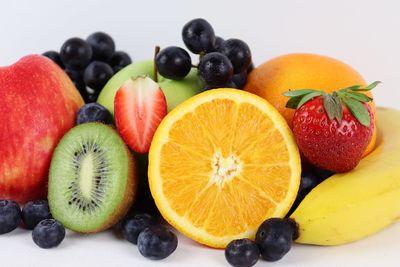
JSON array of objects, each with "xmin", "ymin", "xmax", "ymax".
[
  {"xmin": 155, "ymin": 18, "xmax": 253, "ymax": 89},
  {"xmin": 43, "ymin": 32, "xmax": 132, "ymax": 103}
]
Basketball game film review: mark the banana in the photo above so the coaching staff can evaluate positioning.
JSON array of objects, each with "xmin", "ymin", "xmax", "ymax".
[{"xmin": 290, "ymin": 107, "xmax": 400, "ymax": 245}]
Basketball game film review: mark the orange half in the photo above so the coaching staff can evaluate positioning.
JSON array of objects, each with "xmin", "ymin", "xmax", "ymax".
[{"xmin": 148, "ymin": 89, "xmax": 301, "ymax": 248}]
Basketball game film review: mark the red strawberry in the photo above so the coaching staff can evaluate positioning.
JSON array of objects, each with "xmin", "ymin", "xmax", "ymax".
[
  {"xmin": 114, "ymin": 76, "xmax": 167, "ymax": 154},
  {"xmin": 284, "ymin": 81, "xmax": 379, "ymax": 173}
]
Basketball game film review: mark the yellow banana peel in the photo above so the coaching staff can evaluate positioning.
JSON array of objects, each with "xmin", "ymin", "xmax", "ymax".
[{"xmin": 291, "ymin": 107, "xmax": 400, "ymax": 245}]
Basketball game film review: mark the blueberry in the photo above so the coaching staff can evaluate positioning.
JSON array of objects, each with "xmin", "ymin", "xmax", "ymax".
[
  {"xmin": 231, "ymin": 71, "xmax": 247, "ymax": 89},
  {"xmin": 255, "ymin": 218, "xmax": 293, "ymax": 261},
  {"xmin": 287, "ymin": 170, "xmax": 321, "ymax": 215},
  {"xmin": 122, "ymin": 213, "xmax": 155, "ymax": 245},
  {"xmin": 60, "ymin": 37, "xmax": 92, "ymax": 69},
  {"xmin": 182, "ymin": 18, "xmax": 216, "ymax": 54},
  {"xmin": 76, "ymin": 103, "xmax": 113, "ymax": 125},
  {"xmin": 155, "ymin": 46, "xmax": 192, "ymax": 80},
  {"xmin": 0, "ymin": 200, "xmax": 21, "ymax": 235},
  {"xmin": 218, "ymin": 39, "xmax": 252, "ymax": 74},
  {"xmin": 109, "ymin": 51, "xmax": 132, "ymax": 73},
  {"xmin": 137, "ymin": 225, "xmax": 178, "ymax": 260},
  {"xmin": 198, "ymin": 52, "xmax": 233, "ymax": 86},
  {"xmin": 83, "ymin": 61, "xmax": 114, "ymax": 92},
  {"xmin": 87, "ymin": 32, "xmax": 115, "ymax": 61},
  {"xmin": 22, "ymin": 200, "xmax": 51, "ymax": 230},
  {"xmin": 313, "ymin": 166, "xmax": 334, "ymax": 181},
  {"xmin": 32, "ymin": 219, "xmax": 65, "ymax": 249},
  {"xmin": 225, "ymin": 239, "xmax": 260, "ymax": 267},
  {"xmin": 298, "ymin": 170, "xmax": 321, "ymax": 197},
  {"xmin": 42, "ymin": 51, "xmax": 64, "ymax": 68},
  {"xmin": 286, "ymin": 218, "xmax": 299, "ymax": 241}
]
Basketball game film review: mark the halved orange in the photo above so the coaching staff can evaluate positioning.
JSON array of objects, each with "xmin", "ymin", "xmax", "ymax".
[{"xmin": 148, "ymin": 89, "xmax": 301, "ymax": 248}]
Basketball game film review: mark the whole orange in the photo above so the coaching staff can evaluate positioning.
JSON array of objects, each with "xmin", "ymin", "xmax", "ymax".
[{"xmin": 244, "ymin": 53, "xmax": 376, "ymax": 156}]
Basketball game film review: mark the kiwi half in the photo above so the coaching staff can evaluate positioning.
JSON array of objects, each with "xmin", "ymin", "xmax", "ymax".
[{"xmin": 48, "ymin": 123, "xmax": 137, "ymax": 233}]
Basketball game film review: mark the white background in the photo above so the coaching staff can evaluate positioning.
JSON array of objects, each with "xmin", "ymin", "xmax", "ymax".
[{"xmin": 0, "ymin": 0, "xmax": 399, "ymax": 266}]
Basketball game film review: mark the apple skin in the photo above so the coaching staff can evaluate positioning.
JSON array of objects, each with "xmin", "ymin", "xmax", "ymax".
[
  {"xmin": 0, "ymin": 55, "xmax": 84, "ymax": 203},
  {"xmin": 97, "ymin": 60, "xmax": 204, "ymax": 114}
]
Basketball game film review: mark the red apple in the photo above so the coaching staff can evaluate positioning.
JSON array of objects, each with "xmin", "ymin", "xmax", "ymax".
[{"xmin": 0, "ymin": 55, "xmax": 84, "ymax": 203}]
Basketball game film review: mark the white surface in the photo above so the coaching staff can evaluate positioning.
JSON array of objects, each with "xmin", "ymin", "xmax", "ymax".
[
  {"xmin": 2, "ymin": 223, "xmax": 400, "ymax": 267},
  {"xmin": 0, "ymin": 0, "xmax": 399, "ymax": 266}
]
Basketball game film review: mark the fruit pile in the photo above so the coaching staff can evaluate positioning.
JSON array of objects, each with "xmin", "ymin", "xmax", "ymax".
[
  {"xmin": 1, "ymin": 17, "xmax": 399, "ymax": 267},
  {"xmin": 43, "ymin": 32, "xmax": 132, "ymax": 103}
]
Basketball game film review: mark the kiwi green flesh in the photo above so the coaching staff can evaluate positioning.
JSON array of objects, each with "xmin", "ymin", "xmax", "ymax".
[{"xmin": 49, "ymin": 123, "xmax": 134, "ymax": 233}]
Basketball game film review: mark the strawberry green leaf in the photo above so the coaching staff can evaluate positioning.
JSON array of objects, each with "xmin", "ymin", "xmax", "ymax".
[
  {"xmin": 345, "ymin": 92, "xmax": 373, "ymax": 102},
  {"xmin": 332, "ymin": 93, "xmax": 343, "ymax": 122},
  {"xmin": 297, "ymin": 92, "xmax": 323, "ymax": 108},
  {"xmin": 342, "ymin": 97, "xmax": 371, "ymax": 127},
  {"xmin": 323, "ymin": 94, "xmax": 337, "ymax": 121},
  {"xmin": 283, "ymin": 89, "xmax": 316, "ymax": 97},
  {"xmin": 340, "ymin": 84, "xmax": 362, "ymax": 91},
  {"xmin": 363, "ymin": 81, "xmax": 381, "ymax": 90},
  {"xmin": 285, "ymin": 95, "xmax": 303, "ymax": 109},
  {"xmin": 324, "ymin": 93, "xmax": 343, "ymax": 122},
  {"xmin": 324, "ymin": 94, "xmax": 335, "ymax": 120},
  {"xmin": 351, "ymin": 81, "xmax": 381, "ymax": 92}
]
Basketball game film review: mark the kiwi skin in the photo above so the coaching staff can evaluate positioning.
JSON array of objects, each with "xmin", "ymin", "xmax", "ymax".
[{"xmin": 48, "ymin": 123, "xmax": 138, "ymax": 233}]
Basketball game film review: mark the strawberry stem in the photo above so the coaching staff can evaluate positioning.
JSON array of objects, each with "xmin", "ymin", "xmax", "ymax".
[{"xmin": 153, "ymin": 46, "xmax": 160, "ymax": 82}]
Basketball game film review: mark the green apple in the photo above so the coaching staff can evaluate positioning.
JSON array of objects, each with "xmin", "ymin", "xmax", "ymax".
[{"xmin": 97, "ymin": 59, "xmax": 204, "ymax": 114}]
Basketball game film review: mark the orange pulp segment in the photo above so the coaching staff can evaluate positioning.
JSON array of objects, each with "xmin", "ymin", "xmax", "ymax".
[{"xmin": 148, "ymin": 89, "xmax": 301, "ymax": 248}]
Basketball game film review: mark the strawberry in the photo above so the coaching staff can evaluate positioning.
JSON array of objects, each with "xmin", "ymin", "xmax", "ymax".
[
  {"xmin": 284, "ymin": 81, "xmax": 380, "ymax": 173},
  {"xmin": 114, "ymin": 76, "xmax": 167, "ymax": 154}
]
